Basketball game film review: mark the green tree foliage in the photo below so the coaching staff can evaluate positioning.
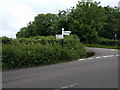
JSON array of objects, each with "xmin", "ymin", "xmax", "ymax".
[
  {"xmin": 52, "ymin": 10, "xmax": 70, "ymax": 34},
  {"xmin": 68, "ymin": 1, "xmax": 107, "ymax": 43},
  {"xmin": 16, "ymin": 1, "xmax": 120, "ymax": 42},
  {"xmin": 101, "ymin": 6, "xmax": 120, "ymax": 40},
  {"xmin": 16, "ymin": 13, "xmax": 58, "ymax": 38}
]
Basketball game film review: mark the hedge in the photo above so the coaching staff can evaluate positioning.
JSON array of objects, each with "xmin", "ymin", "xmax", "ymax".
[
  {"xmin": 2, "ymin": 35, "xmax": 86, "ymax": 70},
  {"xmin": 96, "ymin": 38, "xmax": 120, "ymax": 46}
]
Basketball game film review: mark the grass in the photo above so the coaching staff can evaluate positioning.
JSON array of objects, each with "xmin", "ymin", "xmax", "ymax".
[{"xmin": 85, "ymin": 44, "xmax": 120, "ymax": 49}]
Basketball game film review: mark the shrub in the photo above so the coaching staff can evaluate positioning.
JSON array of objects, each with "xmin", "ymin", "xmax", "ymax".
[{"xmin": 2, "ymin": 35, "xmax": 86, "ymax": 70}]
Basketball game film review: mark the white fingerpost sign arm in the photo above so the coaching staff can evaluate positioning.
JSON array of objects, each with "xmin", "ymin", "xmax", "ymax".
[{"xmin": 56, "ymin": 34, "xmax": 63, "ymax": 39}]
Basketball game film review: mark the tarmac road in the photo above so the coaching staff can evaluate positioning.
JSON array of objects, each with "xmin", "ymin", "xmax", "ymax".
[{"xmin": 2, "ymin": 47, "xmax": 119, "ymax": 88}]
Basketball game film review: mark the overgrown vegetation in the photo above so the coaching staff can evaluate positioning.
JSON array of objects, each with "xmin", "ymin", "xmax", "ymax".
[{"xmin": 2, "ymin": 35, "xmax": 86, "ymax": 70}]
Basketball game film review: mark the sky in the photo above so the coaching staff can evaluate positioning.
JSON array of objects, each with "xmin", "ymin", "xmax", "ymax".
[{"xmin": 0, "ymin": 0, "xmax": 119, "ymax": 38}]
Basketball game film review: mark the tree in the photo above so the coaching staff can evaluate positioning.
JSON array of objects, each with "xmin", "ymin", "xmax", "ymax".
[
  {"xmin": 16, "ymin": 13, "xmax": 58, "ymax": 38},
  {"xmin": 16, "ymin": 27, "xmax": 27, "ymax": 38},
  {"xmin": 67, "ymin": 1, "xmax": 106, "ymax": 43},
  {"xmin": 52, "ymin": 10, "xmax": 71, "ymax": 34},
  {"xmin": 16, "ymin": 0, "xmax": 119, "ymax": 42},
  {"xmin": 102, "ymin": 6, "xmax": 119, "ymax": 40}
]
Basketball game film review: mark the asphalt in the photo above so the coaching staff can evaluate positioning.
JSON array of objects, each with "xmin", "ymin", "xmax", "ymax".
[{"xmin": 2, "ymin": 47, "xmax": 119, "ymax": 88}]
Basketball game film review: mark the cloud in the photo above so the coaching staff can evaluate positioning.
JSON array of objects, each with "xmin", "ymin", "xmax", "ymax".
[
  {"xmin": 0, "ymin": 0, "xmax": 36, "ymax": 38},
  {"xmin": 0, "ymin": 0, "xmax": 79, "ymax": 38}
]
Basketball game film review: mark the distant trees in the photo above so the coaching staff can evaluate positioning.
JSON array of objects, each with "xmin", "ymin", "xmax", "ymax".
[
  {"xmin": 16, "ymin": 13, "xmax": 58, "ymax": 38},
  {"xmin": 97, "ymin": 6, "xmax": 119, "ymax": 40},
  {"xmin": 67, "ymin": 1, "xmax": 107, "ymax": 43},
  {"xmin": 16, "ymin": 1, "xmax": 120, "ymax": 43}
]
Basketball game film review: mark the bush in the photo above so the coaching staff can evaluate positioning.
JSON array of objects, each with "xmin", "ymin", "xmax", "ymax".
[
  {"xmin": 2, "ymin": 36, "xmax": 13, "ymax": 44},
  {"xmin": 2, "ymin": 35, "xmax": 86, "ymax": 70}
]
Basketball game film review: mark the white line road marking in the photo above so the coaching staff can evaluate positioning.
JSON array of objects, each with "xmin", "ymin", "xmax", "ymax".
[
  {"xmin": 103, "ymin": 56, "xmax": 109, "ymax": 58},
  {"xmin": 109, "ymin": 49, "xmax": 116, "ymax": 51},
  {"xmin": 78, "ymin": 54, "xmax": 119, "ymax": 61},
  {"xmin": 109, "ymin": 55, "xmax": 114, "ymax": 57},
  {"xmin": 87, "ymin": 58, "xmax": 93, "ymax": 60},
  {"xmin": 96, "ymin": 57, "xmax": 102, "ymax": 59},
  {"xmin": 115, "ymin": 55, "xmax": 120, "ymax": 57},
  {"xmin": 78, "ymin": 59, "xmax": 86, "ymax": 61},
  {"xmin": 101, "ymin": 48, "xmax": 118, "ymax": 51},
  {"xmin": 61, "ymin": 83, "xmax": 79, "ymax": 88}
]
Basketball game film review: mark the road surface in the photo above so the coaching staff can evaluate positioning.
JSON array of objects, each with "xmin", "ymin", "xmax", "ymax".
[{"xmin": 2, "ymin": 47, "xmax": 119, "ymax": 88}]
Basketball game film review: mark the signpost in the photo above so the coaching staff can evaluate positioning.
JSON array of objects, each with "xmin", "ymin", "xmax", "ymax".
[
  {"xmin": 114, "ymin": 34, "xmax": 117, "ymax": 40},
  {"xmin": 56, "ymin": 28, "xmax": 71, "ymax": 45}
]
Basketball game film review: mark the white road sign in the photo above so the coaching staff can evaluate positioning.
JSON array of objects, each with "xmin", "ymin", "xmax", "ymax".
[
  {"xmin": 62, "ymin": 31, "xmax": 71, "ymax": 35},
  {"xmin": 56, "ymin": 34, "xmax": 63, "ymax": 39}
]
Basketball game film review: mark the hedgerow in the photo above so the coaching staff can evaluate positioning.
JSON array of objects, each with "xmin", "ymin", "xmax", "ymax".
[
  {"xmin": 97, "ymin": 38, "xmax": 120, "ymax": 46},
  {"xmin": 2, "ymin": 35, "xmax": 86, "ymax": 70}
]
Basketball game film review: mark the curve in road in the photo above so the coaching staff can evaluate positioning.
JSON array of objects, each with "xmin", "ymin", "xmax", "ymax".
[{"xmin": 2, "ymin": 47, "xmax": 119, "ymax": 88}]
